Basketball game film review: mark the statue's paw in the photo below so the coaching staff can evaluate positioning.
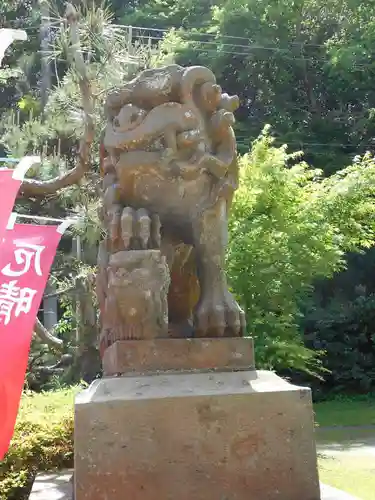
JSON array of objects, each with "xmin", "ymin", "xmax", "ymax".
[
  {"xmin": 121, "ymin": 207, "xmax": 161, "ymax": 250},
  {"xmin": 194, "ymin": 291, "xmax": 246, "ymax": 338}
]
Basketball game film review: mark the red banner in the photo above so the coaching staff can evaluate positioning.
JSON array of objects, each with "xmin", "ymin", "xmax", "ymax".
[
  {"xmin": 0, "ymin": 219, "xmax": 67, "ymax": 460},
  {"xmin": 0, "ymin": 157, "xmax": 40, "ymax": 243}
]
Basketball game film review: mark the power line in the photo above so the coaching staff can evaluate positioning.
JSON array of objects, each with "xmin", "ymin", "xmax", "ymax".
[
  {"xmin": 115, "ymin": 24, "xmax": 329, "ymax": 49},
  {"xmin": 129, "ymin": 30, "xmax": 321, "ymax": 53},
  {"xmin": 4, "ymin": 21, "xmax": 374, "ymax": 72},
  {"xmin": 128, "ymin": 32, "xmax": 372, "ymax": 69},
  {"xmin": 6, "ymin": 21, "xmax": 373, "ymax": 69},
  {"xmin": 4, "ymin": 17, "xmax": 365, "ymax": 54},
  {"xmin": 13, "ymin": 20, "xmax": 353, "ymax": 56}
]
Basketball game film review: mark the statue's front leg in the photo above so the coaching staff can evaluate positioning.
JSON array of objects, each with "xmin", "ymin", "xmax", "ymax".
[
  {"xmin": 99, "ymin": 204, "xmax": 169, "ymax": 355},
  {"xmin": 192, "ymin": 198, "xmax": 246, "ymax": 337}
]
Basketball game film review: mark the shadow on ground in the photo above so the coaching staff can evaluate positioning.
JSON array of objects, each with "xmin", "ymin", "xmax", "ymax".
[
  {"xmin": 316, "ymin": 427, "xmax": 375, "ymax": 455},
  {"xmin": 317, "ymin": 427, "xmax": 375, "ymax": 499}
]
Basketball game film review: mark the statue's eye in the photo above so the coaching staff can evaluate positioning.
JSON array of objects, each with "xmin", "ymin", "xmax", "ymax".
[{"xmin": 130, "ymin": 113, "xmax": 139, "ymax": 124}]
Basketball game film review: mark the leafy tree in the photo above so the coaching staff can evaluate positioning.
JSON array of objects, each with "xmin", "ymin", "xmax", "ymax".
[
  {"xmin": 123, "ymin": 0, "xmax": 375, "ymax": 174},
  {"xmin": 120, "ymin": 0, "xmax": 215, "ymax": 31},
  {"xmin": 228, "ymin": 127, "xmax": 375, "ymax": 374},
  {"xmin": 0, "ymin": 1, "xmax": 41, "ymax": 122}
]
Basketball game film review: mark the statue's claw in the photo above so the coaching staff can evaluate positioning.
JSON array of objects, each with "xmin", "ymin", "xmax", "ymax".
[
  {"xmin": 121, "ymin": 207, "xmax": 161, "ymax": 250},
  {"xmin": 194, "ymin": 289, "xmax": 245, "ymax": 338}
]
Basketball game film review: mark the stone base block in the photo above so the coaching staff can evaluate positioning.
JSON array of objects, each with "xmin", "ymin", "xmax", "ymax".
[
  {"xmin": 102, "ymin": 337, "xmax": 255, "ymax": 376},
  {"xmin": 75, "ymin": 370, "xmax": 320, "ymax": 500},
  {"xmin": 28, "ymin": 472, "xmax": 359, "ymax": 500}
]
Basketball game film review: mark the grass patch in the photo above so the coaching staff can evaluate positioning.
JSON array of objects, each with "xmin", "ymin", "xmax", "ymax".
[
  {"xmin": 0, "ymin": 387, "xmax": 79, "ymax": 500},
  {"xmin": 319, "ymin": 455, "xmax": 375, "ymax": 499},
  {"xmin": 315, "ymin": 395, "xmax": 375, "ymax": 498},
  {"xmin": 314, "ymin": 394, "xmax": 375, "ymax": 427}
]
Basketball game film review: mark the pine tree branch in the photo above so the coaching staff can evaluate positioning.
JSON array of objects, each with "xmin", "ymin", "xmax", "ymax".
[
  {"xmin": 34, "ymin": 317, "xmax": 63, "ymax": 347},
  {"xmin": 43, "ymin": 285, "xmax": 75, "ymax": 298},
  {"xmin": 20, "ymin": 4, "xmax": 94, "ymax": 197}
]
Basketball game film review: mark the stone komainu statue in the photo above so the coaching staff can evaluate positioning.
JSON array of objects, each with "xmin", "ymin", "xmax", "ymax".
[{"xmin": 97, "ymin": 64, "xmax": 246, "ymax": 355}]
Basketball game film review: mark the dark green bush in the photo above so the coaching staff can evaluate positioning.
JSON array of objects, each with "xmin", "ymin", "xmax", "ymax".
[{"xmin": 302, "ymin": 294, "xmax": 375, "ymax": 397}]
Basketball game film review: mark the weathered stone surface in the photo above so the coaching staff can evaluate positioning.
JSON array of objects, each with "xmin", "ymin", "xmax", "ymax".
[
  {"xmin": 102, "ymin": 337, "xmax": 255, "ymax": 375},
  {"xmin": 75, "ymin": 370, "xmax": 320, "ymax": 500},
  {"xmin": 98, "ymin": 64, "xmax": 247, "ymax": 355},
  {"xmin": 98, "ymin": 249, "xmax": 170, "ymax": 356}
]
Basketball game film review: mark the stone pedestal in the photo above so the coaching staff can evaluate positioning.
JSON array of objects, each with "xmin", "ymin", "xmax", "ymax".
[
  {"xmin": 74, "ymin": 339, "xmax": 320, "ymax": 500},
  {"xmin": 28, "ymin": 472, "xmax": 358, "ymax": 500},
  {"xmin": 102, "ymin": 337, "xmax": 255, "ymax": 376}
]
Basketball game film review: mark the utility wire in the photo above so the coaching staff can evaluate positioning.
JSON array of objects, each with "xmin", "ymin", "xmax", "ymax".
[
  {"xmin": 3, "ymin": 17, "xmax": 373, "ymax": 153},
  {"xmin": 129, "ymin": 32, "xmax": 322, "ymax": 53},
  {"xmin": 128, "ymin": 32, "xmax": 373, "ymax": 69},
  {"xmin": 6, "ymin": 21, "xmax": 374, "ymax": 70},
  {"xmin": 6, "ymin": 20, "xmax": 363, "ymax": 55},
  {"xmin": 114, "ymin": 24, "xmax": 332, "ymax": 49}
]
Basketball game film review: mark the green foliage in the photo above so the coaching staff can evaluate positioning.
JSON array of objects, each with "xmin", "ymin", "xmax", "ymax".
[
  {"xmin": 121, "ymin": 0, "xmax": 215, "ymax": 30},
  {"xmin": 0, "ymin": 0, "xmax": 41, "ymax": 127},
  {"xmin": 0, "ymin": 388, "xmax": 77, "ymax": 500},
  {"xmin": 303, "ymin": 294, "xmax": 375, "ymax": 395},
  {"xmin": 124, "ymin": 0, "xmax": 375, "ymax": 173},
  {"xmin": 228, "ymin": 128, "xmax": 375, "ymax": 373}
]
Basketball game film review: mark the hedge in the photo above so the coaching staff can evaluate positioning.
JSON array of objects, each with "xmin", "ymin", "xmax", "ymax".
[{"xmin": 302, "ymin": 294, "xmax": 375, "ymax": 398}]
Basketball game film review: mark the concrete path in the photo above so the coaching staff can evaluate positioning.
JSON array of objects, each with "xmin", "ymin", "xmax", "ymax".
[
  {"xmin": 320, "ymin": 483, "xmax": 360, "ymax": 499},
  {"xmin": 29, "ymin": 470, "xmax": 73, "ymax": 500}
]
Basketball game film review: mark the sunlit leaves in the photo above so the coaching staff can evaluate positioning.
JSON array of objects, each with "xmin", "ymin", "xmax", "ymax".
[{"xmin": 228, "ymin": 128, "xmax": 375, "ymax": 373}]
